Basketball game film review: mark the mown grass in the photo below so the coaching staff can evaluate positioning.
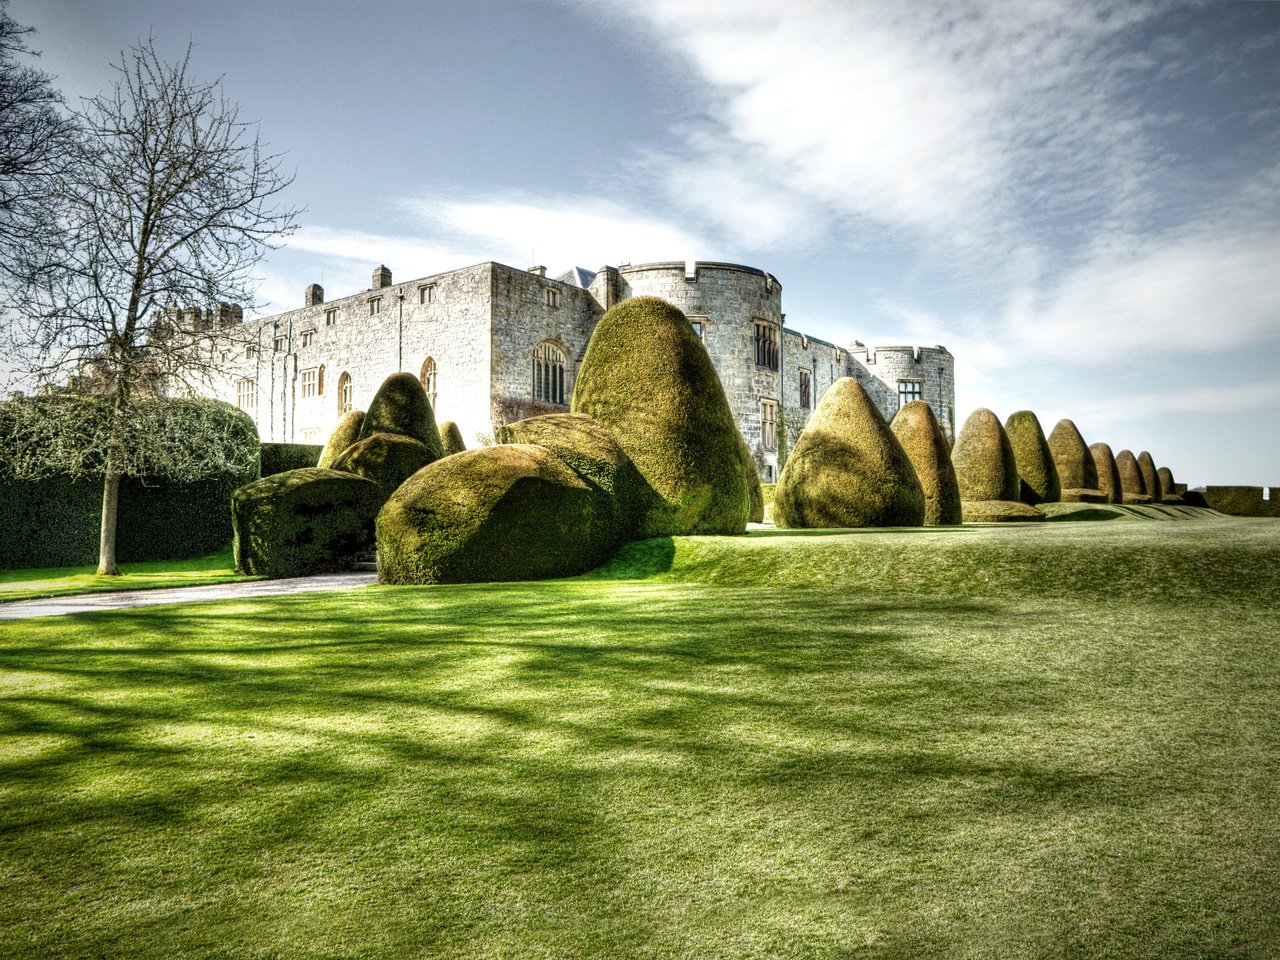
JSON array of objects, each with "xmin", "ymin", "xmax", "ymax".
[
  {"xmin": 0, "ymin": 545, "xmax": 255, "ymax": 602},
  {"xmin": 1, "ymin": 519, "xmax": 1279, "ymax": 959}
]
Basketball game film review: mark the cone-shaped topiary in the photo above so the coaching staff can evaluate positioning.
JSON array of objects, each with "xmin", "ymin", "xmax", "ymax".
[
  {"xmin": 1004, "ymin": 410, "xmax": 1061, "ymax": 505},
  {"xmin": 232, "ymin": 468, "xmax": 383, "ymax": 578},
  {"xmin": 890, "ymin": 400, "xmax": 961, "ymax": 525},
  {"xmin": 1089, "ymin": 442, "xmax": 1123, "ymax": 504},
  {"xmin": 1115, "ymin": 449, "xmax": 1152, "ymax": 504},
  {"xmin": 317, "ymin": 410, "xmax": 366, "ymax": 469},
  {"xmin": 1137, "ymin": 451, "xmax": 1163, "ymax": 504},
  {"xmin": 1047, "ymin": 419, "xmax": 1107, "ymax": 502},
  {"xmin": 498, "ymin": 412, "xmax": 647, "ymax": 541},
  {"xmin": 773, "ymin": 378, "xmax": 924, "ymax": 528},
  {"xmin": 439, "ymin": 420, "xmax": 466, "ymax": 457},
  {"xmin": 377, "ymin": 444, "xmax": 613, "ymax": 584},
  {"xmin": 330, "ymin": 432, "xmax": 438, "ymax": 499},
  {"xmin": 358, "ymin": 372, "xmax": 445, "ymax": 458},
  {"xmin": 1157, "ymin": 466, "xmax": 1185, "ymax": 504},
  {"xmin": 952, "ymin": 408, "xmax": 1043, "ymax": 522},
  {"xmin": 737, "ymin": 433, "xmax": 765, "ymax": 523},
  {"xmin": 571, "ymin": 296, "xmax": 748, "ymax": 536}
]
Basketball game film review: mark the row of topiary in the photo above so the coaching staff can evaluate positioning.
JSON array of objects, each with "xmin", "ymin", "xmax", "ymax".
[{"xmin": 232, "ymin": 297, "xmax": 762, "ymax": 583}]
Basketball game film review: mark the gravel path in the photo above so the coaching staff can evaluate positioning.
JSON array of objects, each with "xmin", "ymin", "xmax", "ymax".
[{"xmin": 0, "ymin": 571, "xmax": 379, "ymax": 620}]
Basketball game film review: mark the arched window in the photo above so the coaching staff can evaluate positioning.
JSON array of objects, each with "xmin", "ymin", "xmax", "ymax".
[
  {"xmin": 337, "ymin": 372, "xmax": 352, "ymax": 414},
  {"xmin": 317, "ymin": 364, "xmax": 325, "ymax": 396},
  {"xmin": 533, "ymin": 341, "xmax": 567, "ymax": 405},
  {"xmin": 419, "ymin": 357, "xmax": 438, "ymax": 409}
]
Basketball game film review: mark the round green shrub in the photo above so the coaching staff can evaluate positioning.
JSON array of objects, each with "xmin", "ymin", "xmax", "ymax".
[
  {"xmin": 1115, "ymin": 450, "xmax": 1152, "ymax": 504},
  {"xmin": 1157, "ymin": 466, "xmax": 1184, "ymax": 504},
  {"xmin": 737, "ymin": 433, "xmax": 765, "ymax": 523},
  {"xmin": 262, "ymin": 443, "xmax": 324, "ymax": 477},
  {"xmin": 1046, "ymin": 418, "xmax": 1104, "ymax": 502},
  {"xmin": 1004, "ymin": 410, "xmax": 1061, "ymax": 505},
  {"xmin": 358, "ymin": 372, "xmax": 444, "ymax": 459},
  {"xmin": 330, "ymin": 432, "xmax": 438, "ymax": 499},
  {"xmin": 439, "ymin": 420, "xmax": 466, "ymax": 457},
  {"xmin": 318, "ymin": 410, "xmax": 366, "ymax": 469},
  {"xmin": 571, "ymin": 296, "xmax": 748, "ymax": 536},
  {"xmin": 376, "ymin": 444, "xmax": 611, "ymax": 584},
  {"xmin": 1137, "ymin": 451, "xmax": 1163, "ymax": 504},
  {"xmin": 952, "ymin": 408, "xmax": 1043, "ymax": 522},
  {"xmin": 890, "ymin": 400, "xmax": 961, "ymax": 525},
  {"xmin": 499, "ymin": 412, "xmax": 647, "ymax": 541},
  {"xmin": 232, "ymin": 467, "xmax": 383, "ymax": 579},
  {"xmin": 774, "ymin": 378, "xmax": 924, "ymax": 528},
  {"xmin": 1089, "ymin": 442, "xmax": 1123, "ymax": 504}
]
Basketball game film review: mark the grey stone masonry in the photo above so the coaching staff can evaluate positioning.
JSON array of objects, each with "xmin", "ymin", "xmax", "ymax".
[{"xmin": 201, "ymin": 258, "xmax": 956, "ymax": 479}]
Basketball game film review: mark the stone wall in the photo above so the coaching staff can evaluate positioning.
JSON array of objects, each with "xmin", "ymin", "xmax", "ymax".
[{"xmin": 848, "ymin": 343, "xmax": 956, "ymax": 440}]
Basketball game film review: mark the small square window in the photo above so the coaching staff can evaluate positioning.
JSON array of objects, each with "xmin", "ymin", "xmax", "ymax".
[
  {"xmin": 420, "ymin": 284, "xmax": 436, "ymax": 305},
  {"xmin": 369, "ymin": 297, "xmax": 382, "ymax": 316},
  {"xmin": 236, "ymin": 378, "xmax": 255, "ymax": 410},
  {"xmin": 301, "ymin": 368, "xmax": 318, "ymax": 398},
  {"xmin": 300, "ymin": 428, "xmax": 319, "ymax": 443},
  {"xmin": 325, "ymin": 309, "xmax": 338, "ymax": 327},
  {"xmin": 545, "ymin": 288, "xmax": 559, "ymax": 308},
  {"xmin": 898, "ymin": 380, "xmax": 922, "ymax": 406},
  {"xmin": 273, "ymin": 336, "xmax": 286, "ymax": 352},
  {"xmin": 245, "ymin": 345, "xmax": 257, "ymax": 360},
  {"xmin": 300, "ymin": 330, "xmax": 315, "ymax": 348}
]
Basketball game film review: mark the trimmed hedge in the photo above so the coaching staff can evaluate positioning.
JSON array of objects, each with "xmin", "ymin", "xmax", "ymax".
[
  {"xmin": 1089, "ymin": 442, "xmax": 1123, "ymax": 504},
  {"xmin": 572, "ymin": 296, "xmax": 748, "ymax": 536},
  {"xmin": 261, "ymin": 443, "xmax": 324, "ymax": 478},
  {"xmin": 330, "ymin": 432, "xmax": 438, "ymax": 499},
  {"xmin": 1137, "ymin": 451, "xmax": 1163, "ymax": 504},
  {"xmin": 318, "ymin": 410, "xmax": 366, "ymax": 469},
  {"xmin": 232, "ymin": 468, "xmax": 383, "ymax": 578},
  {"xmin": 737, "ymin": 432, "xmax": 765, "ymax": 523},
  {"xmin": 890, "ymin": 400, "xmax": 962, "ymax": 525},
  {"xmin": 774, "ymin": 378, "xmax": 924, "ymax": 529},
  {"xmin": 439, "ymin": 420, "xmax": 467, "ymax": 457},
  {"xmin": 1047, "ymin": 419, "xmax": 1106, "ymax": 502},
  {"xmin": 952, "ymin": 408, "xmax": 1043, "ymax": 522},
  {"xmin": 0, "ymin": 395, "xmax": 258, "ymax": 568},
  {"xmin": 359, "ymin": 372, "xmax": 444, "ymax": 458},
  {"xmin": 377, "ymin": 444, "xmax": 608, "ymax": 584},
  {"xmin": 1115, "ymin": 450, "xmax": 1152, "ymax": 504},
  {"xmin": 1004, "ymin": 410, "xmax": 1060, "ymax": 505},
  {"xmin": 1157, "ymin": 466, "xmax": 1185, "ymax": 505}
]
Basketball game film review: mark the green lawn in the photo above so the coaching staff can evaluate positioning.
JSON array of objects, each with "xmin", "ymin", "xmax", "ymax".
[
  {"xmin": 0, "ymin": 545, "xmax": 255, "ymax": 602},
  {"xmin": 2, "ymin": 519, "xmax": 1278, "ymax": 958}
]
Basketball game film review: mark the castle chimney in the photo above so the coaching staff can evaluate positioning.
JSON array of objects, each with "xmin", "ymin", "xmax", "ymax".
[
  {"xmin": 304, "ymin": 283, "xmax": 324, "ymax": 307},
  {"xmin": 528, "ymin": 265, "xmax": 546, "ymax": 277},
  {"xmin": 372, "ymin": 265, "xmax": 392, "ymax": 289}
]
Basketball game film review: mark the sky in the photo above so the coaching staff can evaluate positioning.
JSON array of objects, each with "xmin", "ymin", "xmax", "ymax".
[{"xmin": 10, "ymin": 0, "xmax": 1280, "ymax": 487}]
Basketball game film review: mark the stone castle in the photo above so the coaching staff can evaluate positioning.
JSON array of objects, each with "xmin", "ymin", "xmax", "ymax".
[{"xmin": 209, "ymin": 259, "xmax": 955, "ymax": 481}]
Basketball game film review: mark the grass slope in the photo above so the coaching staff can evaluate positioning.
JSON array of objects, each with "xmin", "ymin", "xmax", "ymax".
[
  {"xmin": 0, "ymin": 545, "xmax": 255, "ymax": 602},
  {"xmin": 2, "ymin": 520, "xmax": 1279, "ymax": 959}
]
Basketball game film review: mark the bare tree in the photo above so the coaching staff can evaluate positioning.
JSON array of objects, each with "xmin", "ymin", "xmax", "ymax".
[
  {"xmin": 0, "ymin": 0, "xmax": 76, "ymax": 286},
  {"xmin": 12, "ymin": 38, "xmax": 297, "ymax": 574}
]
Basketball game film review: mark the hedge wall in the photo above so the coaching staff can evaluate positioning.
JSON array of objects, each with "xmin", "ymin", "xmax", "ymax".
[{"xmin": 260, "ymin": 443, "xmax": 324, "ymax": 477}]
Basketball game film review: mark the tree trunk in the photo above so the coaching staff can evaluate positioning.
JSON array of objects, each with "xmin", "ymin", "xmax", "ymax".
[{"xmin": 96, "ymin": 470, "xmax": 120, "ymax": 576}]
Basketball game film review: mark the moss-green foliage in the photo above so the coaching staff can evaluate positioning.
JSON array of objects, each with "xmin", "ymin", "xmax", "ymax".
[
  {"xmin": 377, "ymin": 444, "xmax": 611, "ymax": 584},
  {"xmin": 1200, "ymin": 487, "xmax": 1280, "ymax": 518},
  {"xmin": 1089, "ymin": 442, "xmax": 1123, "ymax": 504},
  {"xmin": 1004, "ymin": 410, "xmax": 1061, "ymax": 505},
  {"xmin": 317, "ymin": 410, "xmax": 366, "ymax": 469},
  {"xmin": 571, "ymin": 296, "xmax": 748, "ymax": 536},
  {"xmin": 439, "ymin": 420, "xmax": 467, "ymax": 457},
  {"xmin": 359, "ymin": 373, "xmax": 445, "ymax": 459},
  {"xmin": 1137, "ymin": 451, "xmax": 1163, "ymax": 503},
  {"xmin": 890, "ymin": 400, "xmax": 961, "ymax": 525},
  {"xmin": 1047, "ymin": 418, "xmax": 1103, "ymax": 503},
  {"xmin": 498, "ymin": 412, "xmax": 647, "ymax": 543},
  {"xmin": 960, "ymin": 499, "xmax": 1046, "ymax": 522},
  {"xmin": 952, "ymin": 408, "xmax": 1019, "ymax": 502},
  {"xmin": 1115, "ymin": 450, "xmax": 1150, "ymax": 504},
  {"xmin": 737, "ymin": 433, "xmax": 765, "ymax": 523},
  {"xmin": 260, "ymin": 443, "xmax": 323, "ymax": 478},
  {"xmin": 1156, "ymin": 466, "xmax": 1185, "ymax": 505},
  {"xmin": 232, "ymin": 468, "xmax": 383, "ymax": 578},
  {"xmin": 774, "ymin": 378, "xmax": 924, "ymax": 528},
  {"xmin": 330, "ymin": 432, "xmax": 437, "ymax": 499}
]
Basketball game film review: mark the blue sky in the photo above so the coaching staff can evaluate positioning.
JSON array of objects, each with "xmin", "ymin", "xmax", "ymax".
[{"xmin": 13, "ymin": 0, "xmax": 1280, "ymax": 486}]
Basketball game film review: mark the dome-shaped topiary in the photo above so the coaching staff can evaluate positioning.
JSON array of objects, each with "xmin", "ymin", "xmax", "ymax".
[
  {"xmin": 1004, "ymin": 410, "xmax": 1061, "ymax": 505},
  {"xmin": 1157, "ymin": 466, "xmax": 1184, "ymax": 505},
  {"xmin": 571, "ymin": 296, "xmax": 748, "ymax": 536},
  {"xmin": 1047, "ymin": 419, "xmax": 1106, "ymax": 502},
  {"xmin": 439, "ymin": 420, "xmax": 466, "ymax": 457},
  {"xmin": 232, "ymin": 468, "xmax": 383, "ymax": 578},
  {"xmin": 737, "ymin": 433, "xmax": 765, "ymax": 523},
  {"xmin": 773, "ymin": 378, "xmax": 924, "ymax": 528},
  {"xmin": 499, "ymin": 412, "xmax": 647, "ymax": 541},
  {"xmin": 358, "ymin": 372, "xmax": 444, "ymax": 458},
  {"xmin": 890, "ymin": 400, "xmax": 961, "ymax": 525},
  {"xmin": 1115, "ymin": 449, "xmax": 1152, "ymax": 504},
  {"xmin": 1089, "ymin": 442, "xmax": 1123, "ymax": 504},
  {"xmin": 952, "ymin": 409, "xmax": 1043, "ymax": 522},
  {"xmin": 1137, "ymin": 451, "xmax": 1163, "ymax": 504},
  {"xmin": 317, "ymin": 410, "xmax": 365, "ymax": 469},
  {"xmin": 376, "ymin": 444, "xmax": 614, "ymax": 584},
  {"xmin": 330, "ymin": 432, "xmax": 438, "ymax": 499}
]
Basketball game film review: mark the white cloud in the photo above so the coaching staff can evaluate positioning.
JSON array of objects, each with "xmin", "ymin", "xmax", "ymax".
[{"xmin": 1067, "ymin": 379, "xmax": 1280, "ymax": 426}]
